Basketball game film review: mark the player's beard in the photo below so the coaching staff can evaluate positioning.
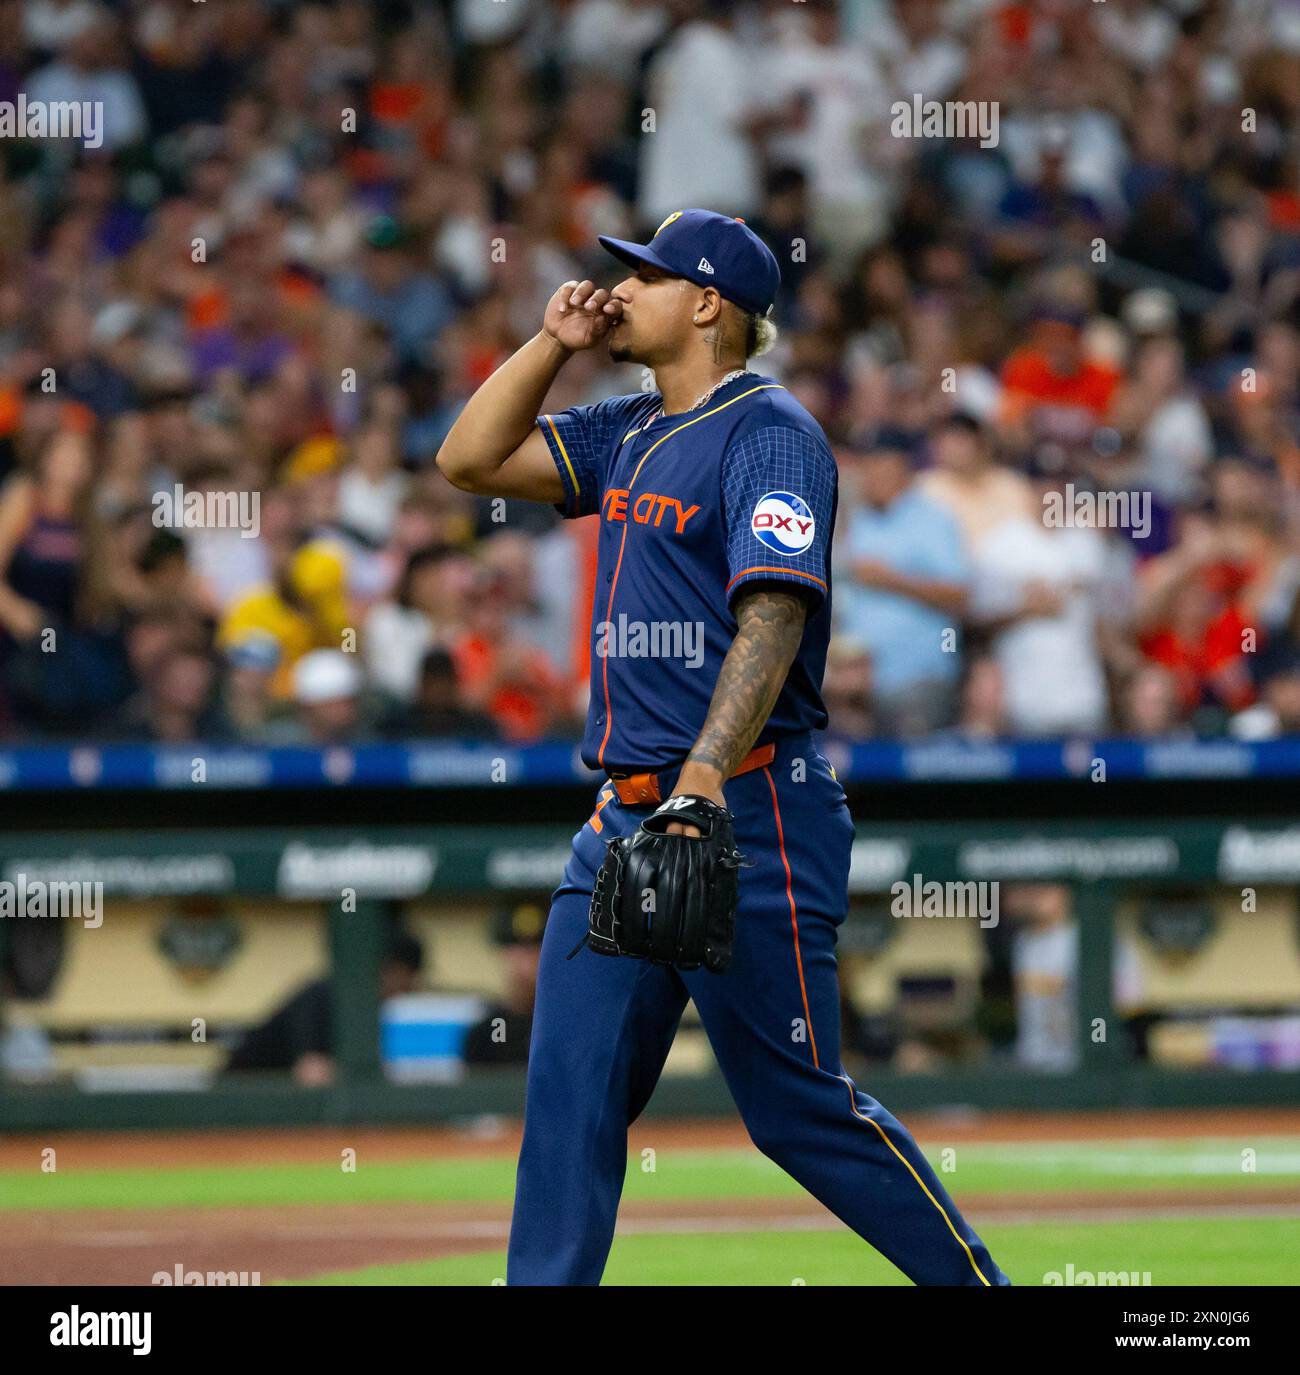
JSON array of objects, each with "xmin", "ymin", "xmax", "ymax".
[
  {"xmin": 607, "ymin": 324, "xmax": 663, "ymax": 367},
  {"xmin": 607, "ymin": 331, "xmax": 636, "ymax": 363}
]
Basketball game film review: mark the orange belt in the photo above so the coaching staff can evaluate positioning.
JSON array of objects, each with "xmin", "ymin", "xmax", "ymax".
[{"xmin": 608, "ymin": 742, "xmax": 776, "ymax": 807}]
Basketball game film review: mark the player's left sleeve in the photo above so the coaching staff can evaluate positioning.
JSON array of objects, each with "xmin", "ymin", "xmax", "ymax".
[{"xmin": 722, "ymin": 426, "xmax": 835, "ymax": 611}]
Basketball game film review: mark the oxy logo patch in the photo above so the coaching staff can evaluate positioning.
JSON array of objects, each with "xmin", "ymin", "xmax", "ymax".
[{"xmin": 751, "ymin": 491, "xmax": 815, "ymax": 556}]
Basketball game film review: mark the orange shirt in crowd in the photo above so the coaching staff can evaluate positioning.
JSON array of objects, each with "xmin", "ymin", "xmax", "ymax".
[
  {"xmin": 999, "ymin": 348, "xmax": 1120, "ymax": 419},
  {"xmin": 1138, "ymin": 564, "xmax": 1255, "ymax": 712},
  {"xmin": 452, "ymin": 634, "xmax": 564, "ymax": 742}
]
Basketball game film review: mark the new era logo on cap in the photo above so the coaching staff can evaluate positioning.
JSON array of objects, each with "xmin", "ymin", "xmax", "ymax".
[{"xmin": 597, "ymin": 210, "xmax": 781, "ymax": 317}]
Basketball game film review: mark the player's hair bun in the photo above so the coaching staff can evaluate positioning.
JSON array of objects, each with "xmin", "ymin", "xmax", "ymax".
[{"xmin": 750, "ymin": 316, "xmax": 778, "ymax": 358}]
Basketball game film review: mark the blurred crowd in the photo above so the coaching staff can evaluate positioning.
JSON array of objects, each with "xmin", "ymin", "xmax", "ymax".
[{"xmin": 2, "ymin": 0, "xmax": 1300, "ymax": 746}]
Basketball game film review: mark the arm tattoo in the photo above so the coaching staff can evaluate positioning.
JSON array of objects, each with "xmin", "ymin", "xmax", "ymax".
[{"xmin": 687, "ymin": 587, "xmax": 808, "ymax": 779}]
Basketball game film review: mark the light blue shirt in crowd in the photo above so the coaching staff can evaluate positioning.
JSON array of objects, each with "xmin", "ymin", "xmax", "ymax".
[{"xmin": 836, "ymin": 485, "xmax": 971, "ymax": 694}]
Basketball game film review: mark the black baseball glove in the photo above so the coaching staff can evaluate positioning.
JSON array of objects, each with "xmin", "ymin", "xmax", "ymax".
[{"xmin": 579, "ymin": 795, "xmax": 746, "ymax": 974}]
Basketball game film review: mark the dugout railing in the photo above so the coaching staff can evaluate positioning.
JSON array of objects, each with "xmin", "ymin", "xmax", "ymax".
[{"xmin": 3, "ymin": 739, "xmax": 1300, "ymax": 1130}]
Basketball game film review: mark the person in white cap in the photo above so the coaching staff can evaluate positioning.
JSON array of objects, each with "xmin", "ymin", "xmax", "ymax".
[{"xmin": 292, "ymin": 648, "xmax": 363, "ymax": 745}]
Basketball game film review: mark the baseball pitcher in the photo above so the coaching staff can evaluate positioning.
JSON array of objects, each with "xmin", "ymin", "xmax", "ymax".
[{"xmin": 437, "ymin": 209, "xmax": 1009, "ymax": 1287}]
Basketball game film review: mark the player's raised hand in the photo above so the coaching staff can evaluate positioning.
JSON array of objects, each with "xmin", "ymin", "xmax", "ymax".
[{"xmin": 543, "ymin": 280, "xmax": 622, "ymax": 352}]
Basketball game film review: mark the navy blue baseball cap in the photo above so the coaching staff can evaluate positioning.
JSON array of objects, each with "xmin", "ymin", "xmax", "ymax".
[{"xmin": 598, "ymin": 209, "xmax": 781, "ymax": 317}]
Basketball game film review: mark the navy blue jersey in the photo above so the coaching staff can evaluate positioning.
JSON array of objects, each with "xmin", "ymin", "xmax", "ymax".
[{"xmin": 539, "ymin": 372, "xmax": 836, "ymax": 772}]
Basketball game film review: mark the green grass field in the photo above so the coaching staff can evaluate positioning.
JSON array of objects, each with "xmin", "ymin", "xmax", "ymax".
[
  {"xmin": 3, "ymin": 1131, "xmax": 1298, "ymax": 1285},
  {"xmin": 290, "ymin": 1218, "xmax": 1300, "ymax": 1287},
  {"xmin": 5, "ymin": 1137, "xmax": 1299, "ymax": 1211}
]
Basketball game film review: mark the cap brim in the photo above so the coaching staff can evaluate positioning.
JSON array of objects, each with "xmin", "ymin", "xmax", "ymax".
[{"xmin": 597, "ymin": 235, "xmax": 677, "ymax": 276}]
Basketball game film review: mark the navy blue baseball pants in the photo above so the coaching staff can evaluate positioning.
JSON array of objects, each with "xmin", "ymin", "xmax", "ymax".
[{"xmin": 507, "ymin": 733, "xmax": 1009, "ymax": 1286}]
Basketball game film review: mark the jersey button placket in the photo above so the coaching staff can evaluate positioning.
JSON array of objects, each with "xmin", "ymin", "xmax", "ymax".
[{"xmin": 601, "ymin": 420, "xmax": 663, "ymax": 764}]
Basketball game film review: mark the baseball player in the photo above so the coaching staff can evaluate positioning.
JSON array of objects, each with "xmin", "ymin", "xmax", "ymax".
[{"xmin": 437, "ymin": 209, "xmax": 1009, "ymax": 1287}]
